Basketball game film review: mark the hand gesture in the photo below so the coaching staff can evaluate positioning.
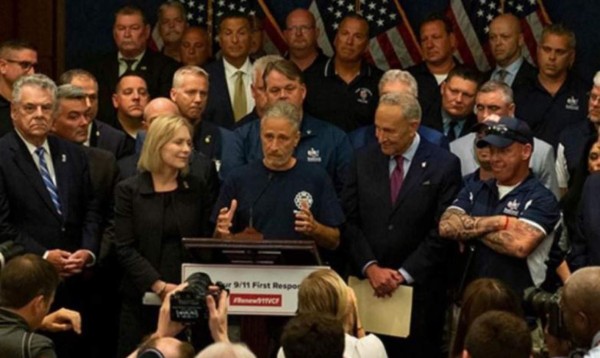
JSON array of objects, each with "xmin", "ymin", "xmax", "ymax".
[{"xmin": 215, "ymin": 199, "xmax": 237, "ymax": 237}]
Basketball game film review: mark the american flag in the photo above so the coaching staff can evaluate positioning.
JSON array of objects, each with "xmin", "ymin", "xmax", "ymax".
[
  {"xmin": 150, "ymin": 0, "xmax": 286, "ymax": 55},
  {"xmin": 447, "ymin": 0, "xmax": 551, "ymax": 71},
  {"xmin": 309, "ymin": 0, "xmax": 421, "ymax": 70}
]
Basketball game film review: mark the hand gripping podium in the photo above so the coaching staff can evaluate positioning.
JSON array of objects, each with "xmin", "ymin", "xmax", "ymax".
[{"xmin": 182, "ymin": 237, "xmax": 327, "ymax": 357}]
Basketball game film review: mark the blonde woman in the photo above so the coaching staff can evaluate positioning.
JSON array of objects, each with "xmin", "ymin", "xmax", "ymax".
[{"xmin": 278, "ymin": 269, "xmax": 388, "ymax": 358}]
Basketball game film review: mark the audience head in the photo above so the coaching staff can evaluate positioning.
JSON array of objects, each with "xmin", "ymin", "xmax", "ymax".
[
  {"xmin": 113, "ymin": 74, "xmax": 149, "ymax": 122},
  {"xmin": 260, "ymin": 101, "xmax": 301, "ymax": 171},
  {"xmin": 451, "ymin": 278, "xmax": 523, "ymax": 357},
  {"xmin": 441, "ymin": 65, "xmax": 483, "ymax": 119},
  {"xmin": 263, "ymin": 59, "xmax": 306, "ymax": 108},
  {"xmin": 476, "ymin": 116, "xmax": 533, "ymax": 186},
  {"xmin": 180, "ymin": 27, "xmax": 211, "ymax": 67},
  {"xmin": 218, "ymin": 12, "xmax": 252, "ymax": 68},
  {"xmin": 248, "ymin": 15, "xmax": 265, "ymax": 57},
  {"xmin": 170, "ymin": 66, "xmax": 209, "ymax": 125},
  {"xmin": 113, "ymin": 5, "xmax": 151, "ymax": 58},
  {"xmin": 475, "ymin": 80, "xmax": 515, "ymax": 122},
  {"xmin": 53, "ymin": 84, "xmax": 91, "ymax": 144},
  {"xmin": 462, "ymin": 311, "xmax": 531, "ymax": 358},
  {"xmin": 537, "ymin": 23, "xmax": 575, "ymax": 80},
  {"xmin": 334, "ymin": 13, "xmax": 370, "ymax": 63},
  {"xmin": 59, "ymin": 69, "xmax": 100, "ymax": 121},
  {"xmin": 157, "ymin": 1, "xmax": 188, "ymax": 48},
  {"xmin": 375, "ymin": 92, "xmax": 421, "ymax": 157},
  {"xmin": 143, "ymin": 97, "xmax": 181, "ymax": 128},
  {"xmin": 587, "ymin": 71, "xmax": 600, "ymax": 125},
  {"xmin": 11, "ymin": 74, "xmax": 57, "ymax": 146},
  {"xmin": 137, "ymin": 337, "xmax": 195, "ymax": 358},
  {"xmin": 489, "ymin": 14, "xmax": 524, "ymax": 68},
  {"xmin": 0, "ymin": 254, "xmax": 60, "ymax": 330},
  {"xmin": 561, "ymin": 266, "xmax": 600, "ymax": 348},
  {"xmin": 251, "ymin": 55, "xmax": 284, "ymax": 116},
  {"xmin": 418, "ymin": 13, "xmax": 456, "ymax": 69},
  {"xmin": 0, "ymin": 40, "xmax": 38, "ymax": 91},
  {"xmin": 378, "ymin": 69, "xmax": 419, "ymax": 97},
  {"xmin": 195, "ymin": 342, "xmax": 256, "ymax": 358},
  {"xmin": 281, "ymin": 313, "xmax": 345, "ymax": 358},
  {"xmin": 284, "ymin": 9, "xmax": 319, "ymax": 56},
  {"xmin": 138, "ymin": 115, "xmax": 193, "ymax": 175}
]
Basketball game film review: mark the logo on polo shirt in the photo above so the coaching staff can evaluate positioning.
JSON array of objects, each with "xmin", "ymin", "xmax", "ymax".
[
  {"xmin": 565, "ymin": 96, "xmax": 580, "ymax": 111},
  {"xmin": 503, "ymin": 199, "xmax": 520, "ymax": 216},
  {"xmin": 355, "ymin": 87, "xmax": 374, "ymax": 104},
  {"xmin": 294, "ymin": 191, "xmax": 313, "ymax": 210},
  {"xmin": 306, "ymin": 147, "xmax": 322, "ymax": 162}
]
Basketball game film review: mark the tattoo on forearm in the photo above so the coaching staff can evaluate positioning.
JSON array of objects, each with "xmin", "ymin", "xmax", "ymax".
[
  {"xmin": 482, "ymin": 220, "xmax": 544, "ymax": 257},
  {"xmin": 439, "ymin": 208, "xmax": 490, "ymax": 240}
]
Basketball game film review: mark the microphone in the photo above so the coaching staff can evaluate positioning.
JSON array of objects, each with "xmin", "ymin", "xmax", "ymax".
[{"xmin": 249, "ymin": 172, "xmax": 274, "ymax": 229}]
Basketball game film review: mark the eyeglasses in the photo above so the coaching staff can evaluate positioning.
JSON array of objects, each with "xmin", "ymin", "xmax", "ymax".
[
  {"xmin": 286, "ymin": 25, "xmax": 314, "ymax": 33},
  {"xmin": 3, "ymin": 59, "xmax": 37, "ymax": 71}
]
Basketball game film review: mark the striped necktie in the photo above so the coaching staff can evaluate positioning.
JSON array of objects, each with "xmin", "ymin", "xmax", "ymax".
[{"xmin": 35, "ymin": 147, "xmax": 62, "ymax": 216}]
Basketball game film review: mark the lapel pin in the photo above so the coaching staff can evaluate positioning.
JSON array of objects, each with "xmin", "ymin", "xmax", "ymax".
[
  {"xmin": 421, "ymin": 161, "xmax": 427, "ymax": 168},
  {"xmin": 183, "ymin": 180, "xmax": 189, "ymax": 189},
  {"xmin": 205, "ymin": 135, "xmax": 211, "ymax": 144},
  {"xmin": 61, "ymin": 154, "xmax": 66, "ymax": 163}
]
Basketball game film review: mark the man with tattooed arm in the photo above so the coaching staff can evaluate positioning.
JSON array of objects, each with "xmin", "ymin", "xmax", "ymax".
[{"xmin": 439, "ymin": 116, "xmax": 560, "ymax": 294}]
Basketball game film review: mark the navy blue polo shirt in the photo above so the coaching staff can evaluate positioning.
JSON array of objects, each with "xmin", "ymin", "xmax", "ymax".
[
  {"xmin": 515, "ymin": 73, "xmax": 588, "ymax": 148},
  {"xmin": 303, "ymin": 57, "xmax": 383, "ymax": 132},
  {"xmin": 220, "ymin": 113, "xmax": 353, "ymax": 194},
  {"xmin": 450, "ymin": 173, "xmax": 560, "ymax": 292},
  {"xmin": 211, "ymin": 160, "xmax": 344, "ymax": 240}
]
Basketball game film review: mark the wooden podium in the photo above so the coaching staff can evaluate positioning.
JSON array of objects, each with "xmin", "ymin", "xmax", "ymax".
[{"xmin": 182, "ymin": 237, "xmax": 324, "ymax": 357}]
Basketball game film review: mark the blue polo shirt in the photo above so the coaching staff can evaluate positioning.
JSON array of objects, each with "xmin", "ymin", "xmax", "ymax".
[
  {"xmin": 515, "ymin": 73, "xmax": 588, "ymax": 148},
  {"xmin": 211, "ymin": 160, "xmax": 344, "ymax": 241},
  {"xmin": 450, "ymin": 173, "xmax": 560, "ymax": 292},
  {"xmin": 220, "ymin": 113, "xmax": 353, "ymax": 195}
]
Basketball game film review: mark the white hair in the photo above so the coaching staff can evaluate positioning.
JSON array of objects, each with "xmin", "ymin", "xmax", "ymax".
[{"xmin": 195, "ymin": 342, "xmax": 256, "ymax": 358}]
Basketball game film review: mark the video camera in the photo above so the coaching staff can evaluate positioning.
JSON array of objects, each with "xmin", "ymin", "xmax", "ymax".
[
  {"xmin": 170, "ymin": 272, "xmax": 227, "ymax": 324},
  {"xmin": 523, "ymin": 287, "xmax": 568, "ymax": 339}
]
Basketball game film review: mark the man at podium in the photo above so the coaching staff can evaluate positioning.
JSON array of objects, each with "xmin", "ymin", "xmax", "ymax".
[{"xmin": 211, "ymin": 101, "xmax": 343, "ymax": 252}]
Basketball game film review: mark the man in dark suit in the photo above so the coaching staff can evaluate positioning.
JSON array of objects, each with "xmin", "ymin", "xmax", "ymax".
[
  {"xmin": 0, "ymin": 74, "xmax": 101, "ymax": 358},
  {"xmin": 59, "ymin": 69, "xmax": 130, "ymax": 159},
  {"xmin": 86, "ymin": 5, "xmax": 178, "ymax": 125},
  {"xmin": 203, "ymin": 12, "xmax": 254, "ymax": 129},
  {"xmin": 487, "ymin": 14, "xmax": 537, "ymax": 92},
  {"xmin": 343, "ymin": 92, "xmax": 461, "ymax": 356},
  {"xmin": 425, "ymin": 65, "xmax": 482, "ymax": 141}
]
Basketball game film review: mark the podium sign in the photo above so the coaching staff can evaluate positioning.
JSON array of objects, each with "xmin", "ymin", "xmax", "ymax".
[{"xmin": 181, "ymin": 263, "xmax": 327, "ymax": 316}]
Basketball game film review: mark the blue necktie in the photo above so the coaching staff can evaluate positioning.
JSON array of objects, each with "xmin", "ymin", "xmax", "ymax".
[{"xmin": 35, "ymin": 147, "xmax": 62, "ymax": 216}]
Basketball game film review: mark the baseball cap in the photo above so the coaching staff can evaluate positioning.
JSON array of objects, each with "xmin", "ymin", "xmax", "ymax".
[{"xmin": 476, "ymin": 116, "xmax": 533, "ymax": 148}]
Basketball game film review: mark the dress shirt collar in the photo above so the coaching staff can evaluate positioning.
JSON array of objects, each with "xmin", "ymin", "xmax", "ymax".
[
  {"xmin": 15, "ymin": 129, "xmax": 50, "ymax": 157},
  {"xmin": 223, "ymin": 57, "xmax": 252, "ymax": 79}
]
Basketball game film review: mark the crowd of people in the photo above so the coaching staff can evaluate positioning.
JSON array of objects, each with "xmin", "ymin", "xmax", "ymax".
[{"xmin": 1, "ymin": 2, "xmax": 600, "ymax": 358}]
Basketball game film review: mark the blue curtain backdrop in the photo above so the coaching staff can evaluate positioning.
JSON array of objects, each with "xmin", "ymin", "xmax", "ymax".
[{"xmin": 66, "ymin": 0, "xmax": 600, "ymax": 82}]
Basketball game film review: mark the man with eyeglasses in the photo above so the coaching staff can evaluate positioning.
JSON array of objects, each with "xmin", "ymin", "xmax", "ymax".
[
  {"xmin": 0, "ymin": 74, "xmax": 102, "ymax": 358},
  {"xmin": 439, "ymin": 115, "xmax": 560, "ymax": 295},
  {"xmin": 556, "ymin": 70, "xmax": 600, "ymax": 196},
  {"xmin": 0, "ymin": 39, "xmax": 38, "ymax": 137},
  {"xmin": 450, "ymin": 80, "xmax": 558, "ymax": 198},
  {"xmin": 283, "ymin": 8, "xmax": 328, "ymax": 72},
  {"xmin": 221, "ymin": 59, "xmax": 352, "ymax": 201}
]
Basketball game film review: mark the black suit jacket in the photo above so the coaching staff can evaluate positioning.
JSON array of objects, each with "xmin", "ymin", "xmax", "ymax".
[
  {"xmin": 203, "ymin": 59, "xmax": 236, "ymax": 129},
  {"xmin": 114, "ymin": 172, "xmax": 213, "ymax": 296},
  {"xmin": 423, "ymin": 105, "xmax": 476, "ymax": 139},
  {"xmin": 486, "ymin": 59, "xmax": 538, "ymax": 93},
  {"xmin": 343, "ymin": 140, "xmax": 462, "ymax": 286},
  {"xmin": 86, "ymin": 50, "xmax": 179, "ymax": 128},
  {"xmin": 89, "ymin": 120, "xmax": 131, "ymax": 159},
  {"xmin": 0, "ymin": 132, "xmax": 101, "ymax": 255}
]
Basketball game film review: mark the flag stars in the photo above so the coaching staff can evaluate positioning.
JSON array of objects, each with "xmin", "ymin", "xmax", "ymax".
[
  {"xmin": 529, "ymin": 0, "xmax": 536, "ymax": 4},
  {"xmin": 477, "ymin": 9, "xmax": 484, "ymax": 17},
  {"xmin": 347, "ymin": 4, "xmax": 354, "ymax": 11},
  {"xmin": 197, "ymin": 16, "xmax": 203, "ymax": 23},
  {"xmin": 228, "ymin": 3, "xmax": 235, "ymax": 10},
  {"xmin": 480, "ymin": 0, "xmax": 487, "ymax": 4},
  {"xmin": 377, "ymin": 19, "xmax": 384, "ymax": 27},
  {"xmin": 488, "ymin": 2, "xmax": 496, "ymax": 9},
  {"xmin": 328, "ymin": 6, "xmax": 334, "ymax": 13},
  {"xmin": 366, "ymin": 14, "xmax": 374, "ymax": 21},
  {"xmin": 389, "ymin": 13, "xmax": 397, "ymax": 20},
  {"xmin": 199, "ymin": 4, "xmax": 205, "ymax": 10},
  {"xmin": 337, "ymin": 0, "xmax": 345, "ymax": 6},
  {"xmin": 368, "ymin": 2, "xmax": 376, "ymax": 9},
  {"xmin": 249, "ymin": 10, "xmax": 256, "ymax": 16},
  {"xmin": 333, "ymin": 22, "xmax": 339, "ymax": 30},
  {"xmin": 379, "ymin": 7, "xmax": 387, "ymax": 15},
  {"xmin": 516, "ymin": 4, "xmax": 524, "ymax": 11},
  {"xmin": 486, "ymin": 14, "xmax": 493, "ymax": 21},
  {"xmin": 188, "ymin": 1, "xmax": 195, "ymax": 7},
  {"xmin": 218, "ymin": 0, "xmax": 225, "ymax": 6},
  {"xmin": 335, "ymin": 10, "xmax": 343, "ymax": 18},
  {"xmin": 187, "ymin": 13, "xmax": 193, "ymax": 20}
]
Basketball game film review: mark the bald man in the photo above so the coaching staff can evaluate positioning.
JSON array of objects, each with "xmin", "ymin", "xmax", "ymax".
[
  {"xmin": 560, "ymin": 267, "xmax": 600, "ymax": 356},
  {"xmin": 142, "ymin": 97, "xmax": 181, "ymax": 127},
  {"xmin": 283, "ymin": 8, "xmax": 328, "ymax": 72},
  {"xmin": 487, "ymin": 14, "xmax": 537, "ymax": 90}
]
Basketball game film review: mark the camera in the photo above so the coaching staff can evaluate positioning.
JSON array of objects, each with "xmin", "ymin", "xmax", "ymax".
[
  {"xmin": 170, "ymin": 272, "xmax": 227, "ymax": 323},
  {"xmin": 523, "ymin": 287, "xmax": 568, "ymax": 339},
  {"xmin": 0, "ymin": 241, "xmax": 25, "ymax": 270}
]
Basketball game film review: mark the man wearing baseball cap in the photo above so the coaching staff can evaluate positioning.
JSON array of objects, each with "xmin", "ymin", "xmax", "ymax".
[{"xmin": 438, "ymin": 116, "xmax": 560, "ymax": 294}]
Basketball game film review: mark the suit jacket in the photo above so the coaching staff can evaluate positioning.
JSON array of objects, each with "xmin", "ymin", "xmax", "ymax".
[
  {"xmin": 0, "ymin": 132, "xmax": 101, "ymax": 255},
  {"xmin": 348, "ymin": 124, "xmax": 450, "ymax": 150},
  {"xmin": 89, "ymin": 120, "xmax": 131, "ymax": 159},
  {"xmin": 86, "ymin": 50, "xmax": 179, "ymax": 128},
  {"xmin": 486, "ymin": 58, "xmax": 538, "ymax": 93},
  {"xmin": 114, "ymin": 172, "xmax": 213, "ymax": 296},
  {"xmin": 343, "ymin": 140, "xmax": 462, "ymax": 286},
  {"xmin": 423, "ymin": 106, "xmax": 476, "ymax": 140},
  {"xmin": 203, "ymin": 59, "xmax": 236, "ymax": 129}
]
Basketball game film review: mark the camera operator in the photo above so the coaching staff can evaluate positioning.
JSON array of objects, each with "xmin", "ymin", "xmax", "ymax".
[
  {"xmin": 549, "ymin": 267, "xmax": 600, "ymax": 357},
  {"xmin": 128, "ymin": 280, "xmax": 232, "ymax": 358},
  {"xmin": 0, "ymin": 254, "xmax": 82, "ymax": 358}
]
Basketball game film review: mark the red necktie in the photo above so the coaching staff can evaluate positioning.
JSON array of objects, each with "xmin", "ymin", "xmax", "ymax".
[{"xmin": 390, "ymin": 155, "xmax": 404, "ymax": 204}]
